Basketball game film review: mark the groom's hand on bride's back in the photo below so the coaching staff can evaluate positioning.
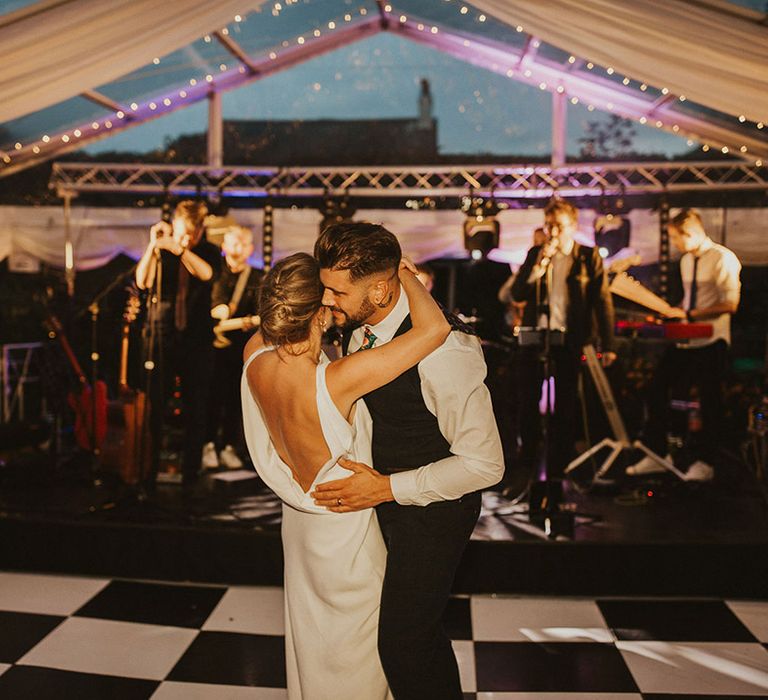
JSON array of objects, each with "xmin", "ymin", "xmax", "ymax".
[{"xmin": 311, "ymin": 458, "xmax": 394, "ymax": 512}]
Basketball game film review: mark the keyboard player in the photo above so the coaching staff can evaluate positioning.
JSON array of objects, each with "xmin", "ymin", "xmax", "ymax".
[{"xmin": 627, "ymin": 208, "xmax": 742, "ymax": 480}]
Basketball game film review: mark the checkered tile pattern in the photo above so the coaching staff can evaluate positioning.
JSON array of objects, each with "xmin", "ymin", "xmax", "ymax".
[{"xmin": 1, "ymin": 572, "xmax": 767, "ymax": 698}]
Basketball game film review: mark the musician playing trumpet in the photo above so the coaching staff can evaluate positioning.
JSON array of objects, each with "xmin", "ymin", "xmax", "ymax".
[
  {"xmin": 627, "ymin": 208, "xmax": 741, "ymax": 480},
  {"xmin": 203, "ymin": 226, "xmax": 262, "ymax": 470}
]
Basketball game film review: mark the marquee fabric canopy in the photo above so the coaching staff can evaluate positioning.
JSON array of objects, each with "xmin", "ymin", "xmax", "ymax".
[
  {"xmin": 0, "ymin": 0, "xmax": 766, "ymax": 176},
  {"xmin": 473, "ymin": 0, "xmax": 768, "ymax": 124}
]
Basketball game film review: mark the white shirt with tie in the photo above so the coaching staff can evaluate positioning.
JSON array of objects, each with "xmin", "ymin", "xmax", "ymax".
[
  {"xmin": 348, "ymin": 288, "xmax": 504, "ymax": 506},
  {"xmin": 680, "ymin": 236, "xmax": 741, "ymax": 349}
]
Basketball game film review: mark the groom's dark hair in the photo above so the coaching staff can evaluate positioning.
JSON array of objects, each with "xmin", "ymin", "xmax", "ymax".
[{"xmin": 315, "ymin": 222, "xmax": 401, "ymax": 281}]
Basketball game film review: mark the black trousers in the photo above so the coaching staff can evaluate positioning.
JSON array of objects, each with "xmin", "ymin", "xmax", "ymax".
[
  {"xmin": 375, "ymin": 492, "xmax": 481, "ymax": 700},
  {"xmin": 206, "ymin": 339, "xmax": 246, "ymax": 449},
  {"xmin": 517, "ymin": 344, "xmax": 582, "ymax": 477},
  {"xmin": 644, "ymin": 340, "xmax": 727, "ymax": 461},
  {"xmin": 145, "ymin": 305, "xmax": 213, "ymax": 486}
]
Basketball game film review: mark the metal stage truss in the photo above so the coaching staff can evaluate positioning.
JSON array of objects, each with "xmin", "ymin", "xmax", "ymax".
[{"xmin": 50, "ymin": 160, "xmax": 768, "ymax": 199}]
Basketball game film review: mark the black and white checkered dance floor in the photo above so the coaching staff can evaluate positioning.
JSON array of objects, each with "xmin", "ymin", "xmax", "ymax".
[{"xmin": 1, "ymin": 571, "xmax": 767, "ymax": 698}]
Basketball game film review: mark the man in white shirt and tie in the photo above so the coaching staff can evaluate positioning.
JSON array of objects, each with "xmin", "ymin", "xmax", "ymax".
[
  {"xmin": 311, "ymin": 222, "xmax": 504, "ymax": 700},
  {"xmin": 627, "ymin": 208, "xmax": 742, "ymax": 479}
]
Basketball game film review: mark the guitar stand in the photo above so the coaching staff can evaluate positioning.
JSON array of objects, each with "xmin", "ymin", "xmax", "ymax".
[{"xmin": 564, "ymin": 345, "xmax": 687, "ymax": 482}]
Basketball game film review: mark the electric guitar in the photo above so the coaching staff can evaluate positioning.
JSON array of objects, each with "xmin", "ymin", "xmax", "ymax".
[
  {"xmin": 213, "ymin": 315, "xmax": 261, "ymax": 349},
  {"xmin": 44, "ymin": 315, "xmax": 108, "ymax": 451}
]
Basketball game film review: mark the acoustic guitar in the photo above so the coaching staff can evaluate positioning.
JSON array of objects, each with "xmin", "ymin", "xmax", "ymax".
[{"xmin": 101, "ymin": 291, "xmax": 152, "ymax": 485}]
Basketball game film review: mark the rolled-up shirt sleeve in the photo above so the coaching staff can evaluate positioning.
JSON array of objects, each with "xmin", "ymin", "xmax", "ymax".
[
  {"xmin": 388, "ymin": 333, "xmax": 504, "ymax": 506},
  {"xmin": 716, "ymin": 249, "xmax": 742, "ymax": 306}
]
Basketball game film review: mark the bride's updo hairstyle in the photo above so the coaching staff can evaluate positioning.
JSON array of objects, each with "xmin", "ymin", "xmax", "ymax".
[{"xmin": 259, "ymin": 252, "xmax": 323, "ymax": 351}]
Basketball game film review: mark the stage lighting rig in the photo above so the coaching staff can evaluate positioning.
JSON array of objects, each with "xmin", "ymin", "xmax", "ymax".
[
  {"xmin": 462, "ymin": 194, "xmax": 503, "ymax": 259},
  {"xmin": 319, "ymin": 191, "xmax": 357, "ymax": 234}
]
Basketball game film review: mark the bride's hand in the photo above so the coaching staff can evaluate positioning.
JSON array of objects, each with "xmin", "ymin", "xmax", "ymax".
[{"xmin": 399, "ymin": 255, "xmax": 418, "ymax": 276}]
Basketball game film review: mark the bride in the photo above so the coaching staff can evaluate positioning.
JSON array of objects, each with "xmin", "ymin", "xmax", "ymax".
[{"xmin": 241, "ymin": 252, "xmax": 449, "ymax": 700}]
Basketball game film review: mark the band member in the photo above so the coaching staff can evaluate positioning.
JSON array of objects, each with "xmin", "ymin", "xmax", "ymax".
[
  {"xmin": 510, "ymin": 200, "xmax": 615, "ymax": 477},
  {"xmin": 499, "ymin": 227, "xmax": 547, "ymax": 327},
  {"xmin": 135, "ymin": 200, "xmax": 221, "ymax": 490},
  {"xmin": 627, "ymin": 208, "xmax": 741, "ymax": 480},
  {"xmin": 203, "ymin": 226, "xmax": 262, "ymax": 470}
]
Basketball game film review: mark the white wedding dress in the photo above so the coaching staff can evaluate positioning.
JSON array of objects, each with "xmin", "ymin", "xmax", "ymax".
[{"xmin": 241, "ymin": 347, "xmax": 392, "ymax": 700}]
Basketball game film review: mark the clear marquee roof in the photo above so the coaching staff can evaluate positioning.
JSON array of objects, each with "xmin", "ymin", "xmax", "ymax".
[{"xmin": 1, "ymin": 0, "xmax": 767, "ymax": 175}]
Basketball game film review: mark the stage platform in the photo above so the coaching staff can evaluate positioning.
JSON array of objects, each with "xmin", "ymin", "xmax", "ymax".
[{"xmin": 1, "ymin": 448, "xmax": 767, "ymax": 599}]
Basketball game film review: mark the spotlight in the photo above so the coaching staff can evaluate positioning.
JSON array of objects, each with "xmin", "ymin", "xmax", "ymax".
[
  {"xmin": 462, "ymin": 195, "xmax": 501, "ymax": 258},
  {"xmin": 594, "ymin": 212, "xmax": 631, "ymax": 258},
  {"xmin": 319, "ymin": 192, "xmax": 357, "ymax": 234}
]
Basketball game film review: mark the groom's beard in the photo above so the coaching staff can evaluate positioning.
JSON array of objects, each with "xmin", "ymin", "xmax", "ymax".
[{"xmin": 330, "ymin": 296, "xmax": 377, "ymax": 332}]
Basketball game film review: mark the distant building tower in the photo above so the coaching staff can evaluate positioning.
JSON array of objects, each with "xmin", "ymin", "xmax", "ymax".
[{"xmin": 418, "ymin": 78, "xmax": 433, "ymax": 129}]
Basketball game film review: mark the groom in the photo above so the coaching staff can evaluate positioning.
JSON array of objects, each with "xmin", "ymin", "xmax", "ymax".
[{"xmin": 312, "ymin": 223, "xmax": 504, "ymax": 699}]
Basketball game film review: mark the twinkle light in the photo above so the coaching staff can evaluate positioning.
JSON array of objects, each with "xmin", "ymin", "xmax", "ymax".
[
  {"xmin": 179, "ymin": 90, "xmax": 188, "ymax": 98},
  {"xmin": 73, "ymin": 129, "xmax": 82, "ymax": 137},
  {"xmin": 116, "ymin": 111, "xmax": 124, "ymax": 119},
  {"xmin": 92, "ymin": 122, "xmax": 100, "ymax": 129},
  {"xmin": 189, "ymin": 79, "xmax": 197, "ymax": 86},
  {"xmin": 205, "ymin": 74, "xmax": 213, "ymax": 82},
  {"xmin": 640, "ymin": 83, "xmax": 647, "ymax": 91},
  {"xmin": 239, "ymin": 66, "xmax": 246, "ymax": 73},
  {"xmin": 687, "ymin": 139, "xmax": 694, "ymax": 146},
  {"xmin": 219, "ymin": 63, "xmax": 227, "ymax": 71},
  {"xmin": 360, "ymin": 8, "xmax": 367, "ymax": 15},
  {"xmin": 328, "ymin": 21, "xmax": 335, "ymax": 28},
  {"xmin": 655, "ymin": 120, "xmax": 663, "ymax": 127},
  {"xmin": 539, "ymin": 82, "xmax": 547, "ymax": 90},
  {"xmin": 234, "ymin": 14, "xmax": 242, "ymax": 22},
  {"xmin": 344, "ymin": 13, "xmax": 351, "ymax": 21},
  {"xmin": 679, "ymin": 95, "xmax": 686, "ymax": 102},
  {"xmin": 153, "ymin": 57, "xmax": 160, "ymax": 65},
  {"xmin": 131, "ymin": 102, "xmax": 139, "ymax": 109},
  {"xmin": 384, "ymin": 4, "xmax": 392, "ymax": 11},
  {"xmin": 740, "ymin": 145, "xmax": 748, "ymax": 152},
  {"xmin": 622, "ymin": 78, "xmax": 630, "ymax": 85},
  {"xmin": 587, "ymin": 104, "xmax": 595, "ymax": 111},
  {"xmin": 149, "ymin": 102, "xmax": 157, "ymax": 110},
  {"xmin": 568, "ymin": 56, "xmax": 575, "ymax": 64},
  {"xmin": 556, "ymin": 85, "xmax": 564, "ymax": 94},
  {"xmin": 757, "ymin": 159, "xmax": 763, "ymax": 166},
  {"xmin": 661, "ymin": 87, "xmax": 669, "ymax": 95},
  {"xmin": 460, "ymin": 6, "xmax": 468, "ymax": 14},
  {"xmin": 738, "ymin": 115, "xmax": 746, "ymax": 122},
  {"xmin": 61, "ymin": 134, "xmax": 70, "ymax": 143},
  {"xmin": 639, "ymin": 116, "xmax": 647, "ymax": 124},
  {"xmin": 524, "ymin": 69, "xmax": 532, "ymax": 77},
  {"xmin": 32, "ymin": 146, "xmax": 40, "ymax": 154},
  {"xmin": 313, "ymin": 29, "xmax": 321, "ymax": 36},
  {"xmin": 105, "ymin": 121, "xmax": 113, "ymax": 128},
  {"xmin": 417, "ymin": 23, "xmax": 424, "ymax": 30},
  {"xmin": 297, "ymin": 36, "xmax": 305, "ymax": 44},
  {"xmin": 463, "ymin": 40, "xmax": 470, "ymax": 46},
  {"xmin": 702, "ymin": 144, "xmax": 710, "ymax": 151},
  {"xmin": 42, "ymin": 135, "xmax": 50, "ymax": 143},
  {"xmin": 757, "ymin": 122, "xmax": 764, "ymax": 129},
  {"xmin": 672, "ymin": 125, "xmax": 679, "ymax": 132},
  {"xmin": 431, "ymin": 26, "xmax": 438, "ymax": 33},
  {"xmin": 516, "ymin": 25, "xmax": 523, "ymax": 32},
  {"xmin": 3, "ymin": 155, "xmax": 11, "ymax": 163},
  {"xmin": 570, "ymin": 96, "xmax": 579, "ymax": 104},
  {"xmin": 478, "ymin": 13, "xmax": 486, "ymax": 21},
  {"xmin": 586, "ymin": 62, "xmax": 594, "ymax": 69},
  {"xmin": 721, "ymin": 146, "xmax": 729, "ymax": 153},
  {"xmin": 607, "ymin": 102, "xmax": 614, "ymax": 109},
  {"xmin": 221, "ymin": 27, "xmax": 229, "ymax": 36},
  {"xmin": 606, "ymin": 67, "xmax": 614, "ymax": 75},
  {"xmin": 269, "ymin": 52, "xmax": 277, "ymax": 59},
  {"xmin": 163, "ymin": 98, "xmax": 172, "ymax": 106},
  {"xmin": 399, "ymin": 14, "xmax": 407, "ymax": 22},
  {"xmin": 204, "ymin": 35, "xmax": 211, "ymax": 42},
  {"xmin": 506, "ymin": 69, "xmax": 514, "ymax": 77}
]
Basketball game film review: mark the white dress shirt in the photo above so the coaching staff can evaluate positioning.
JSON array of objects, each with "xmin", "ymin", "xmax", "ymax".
[
  {"xmin": 349, "ymin": 288, "xmax": 504, "ymax": 506},
  {"xmin": 680, "ymin": 236, "xmax": 741, "ymax": 348}
]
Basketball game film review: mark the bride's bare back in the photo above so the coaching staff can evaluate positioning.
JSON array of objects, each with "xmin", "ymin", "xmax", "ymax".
[{"xmin": 247, "ymin": 346, "xmax": 332, "ymax": 493}]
